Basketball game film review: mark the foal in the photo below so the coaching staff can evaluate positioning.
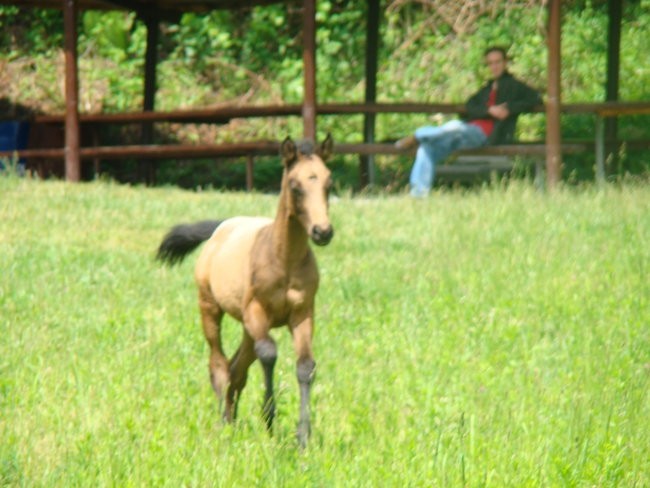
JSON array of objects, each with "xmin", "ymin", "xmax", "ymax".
[{"xmin": 157, "ymin": 135, "xmax": 333, "ymax": 447}]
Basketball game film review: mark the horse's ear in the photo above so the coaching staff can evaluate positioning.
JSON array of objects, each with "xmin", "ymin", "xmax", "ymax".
[
  {"xmin": 318, "ymin": 133, "xmax": 334, "ymax": 161},
  {"xmin": 280, "ymin": 136, "xmax": 298, "ymax": 167}
]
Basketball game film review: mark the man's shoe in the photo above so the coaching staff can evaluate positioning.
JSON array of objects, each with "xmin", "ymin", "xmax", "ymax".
[{"xmin": 395, "ymin": 135, "xmax": 417, "ymax": 150}]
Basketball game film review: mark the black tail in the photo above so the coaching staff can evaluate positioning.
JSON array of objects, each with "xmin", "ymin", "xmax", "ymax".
[{"xmin": 156, "ymin": 220, "xmax": 223, "ymax": 266}]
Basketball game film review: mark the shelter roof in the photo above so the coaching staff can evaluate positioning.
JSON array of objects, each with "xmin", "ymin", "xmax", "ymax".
[{"xmin": 0, "ymin": 0, "xmax": 287, "ymax": 14}]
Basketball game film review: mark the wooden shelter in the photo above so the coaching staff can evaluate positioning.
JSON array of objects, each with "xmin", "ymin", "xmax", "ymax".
[{"xmin": 0, "ymin": 0, "xmax": 647, "ymax": 189}]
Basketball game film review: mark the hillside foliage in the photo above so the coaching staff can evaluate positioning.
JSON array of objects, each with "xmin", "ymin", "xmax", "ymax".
[{"xmin": 0, "ymin": 0, "xmax": 649, "ymax": 188}]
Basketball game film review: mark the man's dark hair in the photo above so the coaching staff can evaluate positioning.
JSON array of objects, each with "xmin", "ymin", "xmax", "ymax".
[{"xmin": 484, "ymin": 46, "xmax": 508, "ymax": 59}]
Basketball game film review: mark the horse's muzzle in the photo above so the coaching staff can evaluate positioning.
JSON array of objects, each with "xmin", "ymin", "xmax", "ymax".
[{"xmin": 311, "ymin": 225, "xmax": 334, "ymax": 246}]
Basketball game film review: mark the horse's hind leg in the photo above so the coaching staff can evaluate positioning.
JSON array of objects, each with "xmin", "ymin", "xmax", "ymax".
[
  {"xmin": 224, "ymin": 332, "xmax": 256, "ymax": 422},
  {"xmin": 199, "ymin": 291, "xmax": 228, "ymax": 408}
]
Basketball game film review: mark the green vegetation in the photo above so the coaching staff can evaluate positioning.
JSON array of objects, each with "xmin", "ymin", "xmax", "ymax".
[
  {"xmin": 1, "ymin": 1, "xmax": 650, "ymax": 188},
  {"xmin": 1, "ymin": 176, "xmax": 649, "ymax": 485}
]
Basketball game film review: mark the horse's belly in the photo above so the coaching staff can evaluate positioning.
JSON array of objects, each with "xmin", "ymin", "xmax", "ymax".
[{"xmin": 195, "ymin": 216, "xmax": 271, "ymax": 320}]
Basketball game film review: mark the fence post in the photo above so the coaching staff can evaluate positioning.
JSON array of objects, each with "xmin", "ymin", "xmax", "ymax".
[{"xmin": 63, "ymin": 0, "xmax": 80, "ymax": 182}]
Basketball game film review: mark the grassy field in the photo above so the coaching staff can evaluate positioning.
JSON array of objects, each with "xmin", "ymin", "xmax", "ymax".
[{"xmin": 1, "ymin": 175, "xmax": 649, "ymax": 486}]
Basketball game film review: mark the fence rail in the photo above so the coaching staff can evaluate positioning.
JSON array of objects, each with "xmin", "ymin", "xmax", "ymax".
[{"xmin": 1, "ymin": 101, "xmax": 649, "ymax": 187}]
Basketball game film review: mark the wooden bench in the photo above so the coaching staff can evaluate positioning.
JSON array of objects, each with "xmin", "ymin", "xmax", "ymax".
[
  {"xmin": 444, "ymin": 143, "xmax": 589, "ymax": 185},
  {"xmin": 334, "ymin": 141, "xmax": 595, "ymax": 186}
]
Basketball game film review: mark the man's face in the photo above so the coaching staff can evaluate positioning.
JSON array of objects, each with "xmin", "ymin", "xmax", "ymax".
[{"xmin": 485, "ymin": 51, "xmax": 507, "ymax": 79}]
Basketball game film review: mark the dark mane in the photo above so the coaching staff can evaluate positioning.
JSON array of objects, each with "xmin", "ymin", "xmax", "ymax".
[{"xmin": 296, "ymin": 139, "xmax": 315, "ymax": 156}]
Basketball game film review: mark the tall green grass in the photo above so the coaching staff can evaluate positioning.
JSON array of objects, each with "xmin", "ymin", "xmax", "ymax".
[{"xmin": 1, "ymin": 177, "xmax": 648, "ymax": 486}]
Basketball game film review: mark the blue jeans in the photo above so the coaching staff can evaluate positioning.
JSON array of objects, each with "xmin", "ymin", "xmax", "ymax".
[{"xmin": 408, "ymin": 120, "xmax": 487, "ymax": 196}]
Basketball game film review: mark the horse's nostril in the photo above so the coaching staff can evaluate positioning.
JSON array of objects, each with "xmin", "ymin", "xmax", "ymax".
[{"xmin": 312, "ymin": 225, "xmax": 333, "ymax": 245}]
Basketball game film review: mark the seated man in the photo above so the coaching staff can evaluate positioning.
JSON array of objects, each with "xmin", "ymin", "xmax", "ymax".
[{"xmin": 397, "ymin": 46, "xmax": 542, "ymax": 197}]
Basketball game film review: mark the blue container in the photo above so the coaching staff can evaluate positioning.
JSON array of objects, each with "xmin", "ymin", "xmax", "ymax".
[{"xmin": 0, "ymin": 121, "xmax": 30, "ymax": 172}]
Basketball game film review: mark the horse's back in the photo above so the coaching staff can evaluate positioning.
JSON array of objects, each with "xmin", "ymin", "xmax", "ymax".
[{"xmin": 195, "ymin": 216, "xmax": 272, "ymax": 319}]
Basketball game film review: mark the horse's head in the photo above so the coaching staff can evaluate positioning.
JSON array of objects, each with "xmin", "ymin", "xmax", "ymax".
[{"xmin": 281, "ymin": 134, "xmax": 334, "ymax": 246}]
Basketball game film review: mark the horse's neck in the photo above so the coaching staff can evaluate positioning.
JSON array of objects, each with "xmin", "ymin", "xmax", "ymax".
[{"xmin": 271, "ymin": 184, "xmax": 309, "ymax": 270}]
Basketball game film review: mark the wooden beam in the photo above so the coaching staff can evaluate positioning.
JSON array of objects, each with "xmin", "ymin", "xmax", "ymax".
[
  {"xmin": 101, "ymin": 0, "xmax": 179, "ymax": 22},
  {"xmin": 23, "ymin": 101, "xmax": 650, "ymax": 127},
  {"xmin": 546, "ymin": 0, "xmax": 562, "ymax": 188},
  {"xmin": 0, "ymin": 142, "xmax": 279, "ymax": 160},
  {"xmin": 63, "ymin": 0, "xmax": 81, "ymax": 182},
  {"xmin": 605, "ymin": 0, "xmax": 623, "ymax": 149},
  {"xmin": 302, "ymin": 0, "xmax": 316, "ymax": 140},
  {"xmin": 142, "ymin": 14, "xmax": 159, "ymax": 184},
  {"xmin": 246, "ymin": 155, "xmax": 254, "ymax": 191},
  {"xmin": 0, "ymin": 0, "xmax": 281, "ymax": 14},
  {"xmin": 360, "ymin": 0, "xmax": 380, "ymax": 188},
  {"xmin": 595, "ymin": 115, "xmax": 606, "ymax": 184},
  {"xmin": 7, "ymin": 141, "xmax": 650, "ymax": 163},
  {"xmin": 143, "ymin": 16, "xmax": 159, "ymax": 121},
  {"xmin": 336, "ymin": 143, "xmax": 591, "ymax": 156}
]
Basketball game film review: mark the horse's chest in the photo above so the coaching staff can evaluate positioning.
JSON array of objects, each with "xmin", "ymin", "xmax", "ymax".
[
  {"xmin": 266, "ymin": 282, "xmax": 305, "ymax": 308},
  {"xmin": 256, "ymin": 278, "xmax": 312, "ymax": 325},
  {"xmin": 285, "ymin": 287, "xmax": 307, "ymax": 308}
]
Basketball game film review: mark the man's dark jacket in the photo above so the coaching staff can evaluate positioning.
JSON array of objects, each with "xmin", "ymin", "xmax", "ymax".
[{"xmin": 465, "ymin": 72, "xmax": 542, "ymax": 145}]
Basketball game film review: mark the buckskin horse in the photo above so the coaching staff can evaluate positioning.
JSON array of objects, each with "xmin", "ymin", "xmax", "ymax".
[{"xmin": 156, "ymin": 135, "xmax": 334, "ymax": 447}]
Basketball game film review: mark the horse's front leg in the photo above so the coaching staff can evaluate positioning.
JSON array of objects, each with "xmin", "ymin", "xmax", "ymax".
[
  {"xmin": 244, "ymin": 299, "xmax": 277, "ymax": 431},
  {"xmin": 290, "ymin": 309, "xmax": 315, "ymax": 449}
]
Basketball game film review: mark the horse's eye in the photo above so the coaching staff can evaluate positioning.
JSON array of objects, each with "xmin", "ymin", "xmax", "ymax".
[{"xmin": 291, "ymin": 183, "xmax": 304, "ymax": 197}]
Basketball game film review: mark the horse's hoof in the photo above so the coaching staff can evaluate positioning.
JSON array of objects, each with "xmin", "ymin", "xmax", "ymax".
[
  {"xmin": 222, "ymin": 409, "xmax": 234, "ymax": 424},
  {"xmin": 296, "ymin": 422, "xmax": 311, "ymax": 449}
]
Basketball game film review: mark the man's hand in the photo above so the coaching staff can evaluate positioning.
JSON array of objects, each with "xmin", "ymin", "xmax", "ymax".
[{"xmin": 488, "ymin": 103, "xmax": 510, "ymax": 120}]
